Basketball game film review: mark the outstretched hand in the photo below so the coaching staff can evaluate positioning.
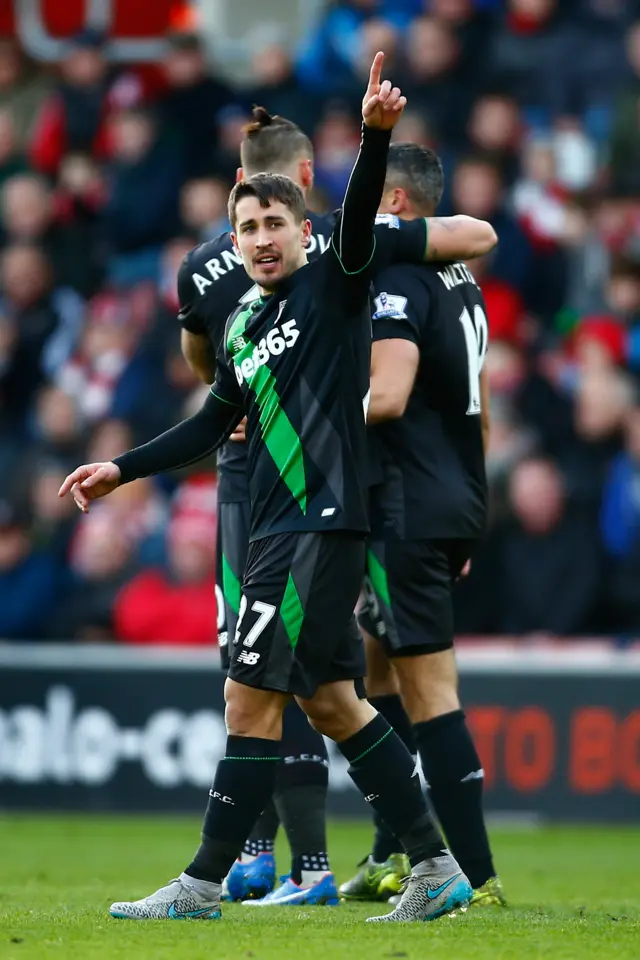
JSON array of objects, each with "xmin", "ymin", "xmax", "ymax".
[
  {"xmin": 58, "ymin": 461, "xmax": 122, "ymax": 513},
  {"xmin": 362, "ymin": 51, "xmax": 407, "ymax": 131}
]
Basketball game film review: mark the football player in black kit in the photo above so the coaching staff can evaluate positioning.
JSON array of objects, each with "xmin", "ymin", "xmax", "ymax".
[
  {"xmin": 343, "ymin": 142, "xmax": 506, "ymax": 909},
  {"xmin": 178, "ymin": 110, "xmax": 340, "ymax": 906},
  {"xmin": 177, "ymin": 107, "xmax": 497, "ymax": 903},
  {"xmin": 60, "ymin": 53, "xmax": 478, "ymax": 924}
]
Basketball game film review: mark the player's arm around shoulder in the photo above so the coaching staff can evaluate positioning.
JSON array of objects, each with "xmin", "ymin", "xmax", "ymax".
[{"xmin": 425, "ymin": 216, "xmax": 498, "ymax": 262}]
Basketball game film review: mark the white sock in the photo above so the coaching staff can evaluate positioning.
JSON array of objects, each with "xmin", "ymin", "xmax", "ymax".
[
  {"xmin": 179, "ymin": 872, "xmax": 220, "ymax": 901},
  {"xmin": 300, "ymin": 869, "xmax": 328, "ymax": 889},
  {"xmin": 240, "ymin": 852, "xmax": 257, "ymax": 864}
]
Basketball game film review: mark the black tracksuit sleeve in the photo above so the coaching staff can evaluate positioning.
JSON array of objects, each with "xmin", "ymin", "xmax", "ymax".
[
  {"xmin": 114, "ymin": 389, "xmax": 243, "ymax": 484},
  {"xmin": 330, "ymin": 124, "xmax": 392, "ymax": 276}
]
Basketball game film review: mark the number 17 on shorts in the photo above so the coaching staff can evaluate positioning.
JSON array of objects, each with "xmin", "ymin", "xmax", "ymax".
[
  {"xmin": 227, "ymin": 531, "xmax": 365, "ymax": 697},
  {"xmin": 233, "ymin": 597, "xmax": 276, "ymax": 667}
]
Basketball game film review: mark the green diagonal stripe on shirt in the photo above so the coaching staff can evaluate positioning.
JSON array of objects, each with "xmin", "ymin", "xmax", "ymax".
[
  {"xmin": 367, "ymin": 548, "xmax": 391, "ymax": 608},
  {"xmin": 280, "ymin": 572, "xmax": 305, "ymax": 650},
  {"xmin": 249, "ymin": 363, "xmax": 307, "ymax": 513},
  {"xmin": 228, "ymin": 301, "xmax": 307, "ymax": 514},
  {"xmin": 221, "ymin": 554, "xmax": 242, "ymax": 616}
]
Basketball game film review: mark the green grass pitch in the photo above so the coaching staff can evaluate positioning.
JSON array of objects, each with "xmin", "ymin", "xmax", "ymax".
[{"xmin": 1, "ymin": 815, "xmax": 638, "ymax": 960}]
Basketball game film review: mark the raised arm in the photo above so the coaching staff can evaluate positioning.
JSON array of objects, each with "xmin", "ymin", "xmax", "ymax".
[{"xmin": 331, "ymin": 52, "xmax": 406, "ymax": 275}]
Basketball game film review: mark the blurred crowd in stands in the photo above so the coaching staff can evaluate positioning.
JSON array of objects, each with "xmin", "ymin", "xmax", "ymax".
[{"xmin": 2, "ymin": 0, "xmax": 640, "ymax": 643}]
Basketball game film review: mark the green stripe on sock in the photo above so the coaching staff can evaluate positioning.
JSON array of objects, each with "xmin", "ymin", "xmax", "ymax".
[
  {"xmin": 225, "ymin": 756, "xmax": 281, "ymax": 761},
  {"xmin": 351, "ymin": 727, "xmax": 393, "ymax": 764}
]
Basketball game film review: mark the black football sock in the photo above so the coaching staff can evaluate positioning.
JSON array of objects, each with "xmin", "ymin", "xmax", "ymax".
[
  {"xmin": 371, "ymin": 811, "xmax": 403, "ymax": 864},
  {"xmin": 242, "ymin": 799, "xmax": 279, "ymax": 860},
  {"xmin": 415, "ymin": 709, "xmax": 495, "ymax": 889},
  {"xmin": 276, "ymin": 785, "xmax": 329, "ymax": 885},
  {"xmin": 369, "ymin": 695, "xmax": 416, "ymax": 861},
  {"xmin": 369, "ymin": 694, "xmax": 417, "ymax": 754},
  {"xmin": 275, "ymin": 701, "xmax": 330, "ymax": 885},
  {"xmin": 338, "ymin": 714, "xmax": 445, "ymax": 867},
  {"xmin": 185, "ymin": 735, "xmax": 281, "ymax": 884}
]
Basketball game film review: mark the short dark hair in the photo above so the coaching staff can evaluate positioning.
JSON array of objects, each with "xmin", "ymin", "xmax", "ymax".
[
  {"xmin": 385, "ymin": 142, "xmax": 444, "ymax": 214},
  {"xmin": 228, "ymin": 173, "xmax": 306, "ymax": 230},
  {"xmin": 240, "ymin": 106, "xmax": 313, "ymax": 175}
]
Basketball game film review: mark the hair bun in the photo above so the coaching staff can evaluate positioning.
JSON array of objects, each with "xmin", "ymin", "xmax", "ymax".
[{"xmin": 251, "ymin": 105, "xmax": 273, "ymax": 127}]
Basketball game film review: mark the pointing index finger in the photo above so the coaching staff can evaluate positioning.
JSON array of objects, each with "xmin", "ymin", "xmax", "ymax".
[
  {"xmin": 369, "ymin": 51, "xmax": 384, "ymax": 89},
  {"xmin": 58, "ymin": 466, "xmax": 87, "ymax": 498},
  {"xmin": 58, "ymin": 474, "xmax": 77, "ymax": 498}
]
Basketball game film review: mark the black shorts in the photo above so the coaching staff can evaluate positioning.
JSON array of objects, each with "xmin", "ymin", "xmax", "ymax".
[
  {"xmin": 357, "ymin": 538, "xmax": 475, "ymax": 658},
  {"xmin": 228, "ymin": 531, "xmax": 366, "ymax": 698},
  {"xmin": 216, "ymin": 501, "xmax": 251, "ymax": 671}
]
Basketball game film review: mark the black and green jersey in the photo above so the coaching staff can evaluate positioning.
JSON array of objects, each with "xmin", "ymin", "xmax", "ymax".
[
  {"xmin": 114, "ymin": 126, "xmax": 428, "ymax": 541},
  {"xmin": 176, "ymin": 211, "xmax": 335, "ymax": 504},
  {"xmin": 212, "ymin": 261, "xmax": 372, "ymax": 539},
  {"xmin": 176, "ymin": 212, "xmax": 430, "ymax": 506}
]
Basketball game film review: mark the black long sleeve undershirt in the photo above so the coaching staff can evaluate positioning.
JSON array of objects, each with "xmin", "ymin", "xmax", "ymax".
[
  {"xmin": 332, "ymin": 124, "xmax": 392, "ymax": 275},
  {"xmin": 113, "ymin": 391, "xmax": 242, "ymax": 485}
]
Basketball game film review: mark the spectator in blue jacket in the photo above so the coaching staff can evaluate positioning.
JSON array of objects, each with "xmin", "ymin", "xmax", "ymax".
[
  {"xmin": 600, "ymin": 403, "xmax": 640, "ymax": 630},
  {"xmin": 0, "ymin": 502, "xmax": 69, "ymax": 640},
  {"xmin": 296, "ymin": 0, "xmax": 416, "ymax": 94},
  {"xmin": 102, "ymin": 106, "xmax": 184, "ymax": 285}
]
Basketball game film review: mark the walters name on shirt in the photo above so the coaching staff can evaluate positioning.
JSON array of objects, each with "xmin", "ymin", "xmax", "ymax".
[{"xmin": 437, "ymin": 262, "xmax": 479, "ymax": 291}]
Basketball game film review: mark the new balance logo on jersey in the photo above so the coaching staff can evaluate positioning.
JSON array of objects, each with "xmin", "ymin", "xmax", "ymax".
[
  {"xmin": 232, "ymin": 335, "xmax": 247, "ymax": 352},
  {"xmin": 236, "ymin": 650, "xmax": 261, "ymax": 665},
  {"xmin": 373, "ymin": 292, "xmax": 408, "ymax": 320},
  {"xmin": 233, "ymin": 319, "xmax": 300, "ymax": 385}
]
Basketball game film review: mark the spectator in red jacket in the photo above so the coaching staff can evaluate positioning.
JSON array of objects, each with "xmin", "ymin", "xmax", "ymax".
[{"xmin": 113, "ymin": 475, "xmax": 217, "ymax": 646}]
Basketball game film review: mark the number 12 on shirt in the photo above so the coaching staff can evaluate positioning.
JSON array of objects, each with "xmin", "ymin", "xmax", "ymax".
[{"xmin": 458, "ymin": 304, "xmax": 488, "ymax": 415}]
